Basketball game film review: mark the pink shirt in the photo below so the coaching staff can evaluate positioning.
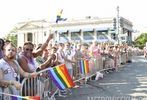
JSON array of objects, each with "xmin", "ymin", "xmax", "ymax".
[{"xmin": 90, "ymin": 46, "xmax": 101, "ymax": 58}]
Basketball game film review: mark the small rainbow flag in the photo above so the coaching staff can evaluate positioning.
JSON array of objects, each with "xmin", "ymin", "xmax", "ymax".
[
  {"xmin": 11, "ymin": 95, "xmax": 40, "ymax": 100},
  {"xmin": 48, "ymin": 64, "xmax": 75, "ymax": 90},
  {"xmin": 79, "ymin": 59, "xmax": 90, "ymax": 75}
]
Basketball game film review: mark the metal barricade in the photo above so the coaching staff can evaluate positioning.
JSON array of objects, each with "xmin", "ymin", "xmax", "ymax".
[
  {"xmin": 20, "ymin": 53, "xmax": 126, "ymax": 100},
  {"xmin": 20, "ymin": 67, "xmax": 58, "ymax": 100},
  {"xmin": 74, "ymin": 54, "xmax": 115, "ymax": 83},
  {"xmin": 120, "ymin": 52, "xmax": 127, "ymax": 64},
  {"xmin": 0, "ymin": 87, "xmax": 13, "ymax": 100},
  {"xmin": 127, "ymin": 50, "xmax": 132, "ymax": 63}
]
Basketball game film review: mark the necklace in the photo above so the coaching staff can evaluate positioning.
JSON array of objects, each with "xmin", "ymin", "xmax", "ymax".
[{"xmin": 4, "ymin": 58, "xmax": 19, "ymax": 80}]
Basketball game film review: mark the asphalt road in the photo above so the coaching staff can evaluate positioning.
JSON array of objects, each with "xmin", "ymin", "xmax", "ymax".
[{"xmin": 56, "ymin": 56, "xmax": 147, "ymax": 100}]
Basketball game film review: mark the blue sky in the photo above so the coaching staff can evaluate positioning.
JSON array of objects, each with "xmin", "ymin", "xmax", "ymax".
[{"xmin": 0, "ymin": 0, "xmax": 146, "ymax": 37}]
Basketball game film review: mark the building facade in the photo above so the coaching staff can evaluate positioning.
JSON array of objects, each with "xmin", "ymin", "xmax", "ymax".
[{"xmin": 15, "ymin": 17, "xmax": 133, "ymax": 47}]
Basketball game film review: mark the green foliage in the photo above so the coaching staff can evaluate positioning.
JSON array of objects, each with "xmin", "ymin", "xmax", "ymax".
[
  {"xmin": 5, "ymin": 33, "xmax": 17, "ymax": 47},
  {"xmin": 134, "ymin": 33, "xmax": 147, "ymax": 49}
]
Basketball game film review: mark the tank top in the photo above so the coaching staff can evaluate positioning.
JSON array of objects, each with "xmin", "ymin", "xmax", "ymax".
[
  {"xmin": 0, "ymin": 59, "xmax": 20, "ymax": 95},
  {"xmin": 19, "ymin": 53, "xmax": 37, "ymax": 72}
]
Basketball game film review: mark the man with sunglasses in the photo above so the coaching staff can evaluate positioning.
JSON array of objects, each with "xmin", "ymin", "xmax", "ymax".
[{"xmin": 17, "ymin": 34, "xmax": 53, "ymax": 73}]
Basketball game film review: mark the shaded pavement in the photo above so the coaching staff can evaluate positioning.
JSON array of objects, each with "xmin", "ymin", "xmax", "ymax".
[{"xmin": 56, "ymin": 56, "xmax": 147, "ymax": 100}]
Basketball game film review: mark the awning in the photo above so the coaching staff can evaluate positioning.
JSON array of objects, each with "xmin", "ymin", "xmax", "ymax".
[
  {"xmin": 97, "ymin": 34, "xmax": 117, "ymax": 43},
  {"xmin": 82, "ymin": 28, "xmax": 94, "ymax": 32},
  {"xmin": 95, "ymin": 27, "xmax": 108, "ymax": 31},
  {"xmin": 69, "ymin": 29, "xmax": 80, "ymax": 32},
  {"xmin": 57, "ymin": 30, "xmax": 68, "ymax": 33}
]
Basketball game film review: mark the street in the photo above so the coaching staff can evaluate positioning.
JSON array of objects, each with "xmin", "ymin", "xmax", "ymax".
[{"xmin": 56, "ymin": 56, "xmax": 147, "ymax": 100}]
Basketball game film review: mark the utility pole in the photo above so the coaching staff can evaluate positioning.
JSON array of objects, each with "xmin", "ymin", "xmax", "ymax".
[{"xmin": 116, "ymin": 6, "xmax": 120, "ymax": 44}]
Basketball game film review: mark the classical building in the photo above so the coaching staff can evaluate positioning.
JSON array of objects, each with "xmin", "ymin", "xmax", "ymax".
[{"xmin": 15, "ymin": 17, "xmax": 133, "ymax": 47}]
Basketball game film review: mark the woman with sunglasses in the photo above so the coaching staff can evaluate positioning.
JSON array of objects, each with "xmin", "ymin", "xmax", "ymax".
[{"xmin": 17, "ymin": 34, "xmax": 53, "ymax": 73}]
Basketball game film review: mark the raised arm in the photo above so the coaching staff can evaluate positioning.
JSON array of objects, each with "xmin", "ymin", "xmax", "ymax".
[
  {"xmin": 33, "ymin": 34, "xmax": 53, "ymax": 58},
  {"xmin": 37, "ymin": 54, "xmax": 54, "ymax": 70}
]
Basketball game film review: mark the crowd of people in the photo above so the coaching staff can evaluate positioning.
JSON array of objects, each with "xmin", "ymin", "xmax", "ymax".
[{"xmin": 0, "ymin": 34, "xmax": 143, "ymax": 99}]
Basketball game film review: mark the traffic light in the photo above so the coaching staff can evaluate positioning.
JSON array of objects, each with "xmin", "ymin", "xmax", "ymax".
[
  {"xmin": 113, "ymin": 18, "xmax": 116, "ymax": 29},
  {"xmin": 112, "ymin": 33, "xmax": 115, "ymax": 39},
  {"xmin": 111, "ymin": 33, "xmax": 116, "ymax": 40}
]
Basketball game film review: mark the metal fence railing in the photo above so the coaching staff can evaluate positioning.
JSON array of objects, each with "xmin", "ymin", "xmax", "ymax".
[{"xmin": 0, "ymin": 50, "xmax": 137, "ymax": 100}]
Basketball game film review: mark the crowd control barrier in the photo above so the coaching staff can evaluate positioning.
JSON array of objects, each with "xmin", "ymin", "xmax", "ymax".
[
  {"xmin": 0, "ymin": 50, "xmax": 134, "ymax": 100},
  {"xmin": 20, "ymin": 67, "xmax": 58, "ymax": 100}
]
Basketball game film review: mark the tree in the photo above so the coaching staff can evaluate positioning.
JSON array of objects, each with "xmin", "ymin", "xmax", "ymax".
[
  {"xmin": 134, "ymin": 33, "xmax": 147, "ymax": 49},
  {"xmin": 4, "ymin": 33, "xmax": 17, "ymax": 46},
  {"xmin": 4, "ymin": 26, "xmax": 18, "ymax": 46}
]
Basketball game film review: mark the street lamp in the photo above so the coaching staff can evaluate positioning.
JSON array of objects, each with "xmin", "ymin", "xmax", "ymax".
[{"xmin": 116, "ymin": 6, "xmax": 120, "ymax": 44}]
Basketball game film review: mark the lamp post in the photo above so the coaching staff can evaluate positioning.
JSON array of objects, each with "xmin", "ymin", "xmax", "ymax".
[{"xmin": 116, "ymin": 6, "xmax": 120, "ymax": 44}]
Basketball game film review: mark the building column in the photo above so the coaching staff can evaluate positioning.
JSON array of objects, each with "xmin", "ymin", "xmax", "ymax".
[
  {"xmin": 55, "ymin": 31, "xmax": 59, "ymax": 42},
  {"xmin": 80, "ymin": 29, "xmax": 83, "ymax": 42},
  {"xmin": 33, "ymin": 32, "xmax": 35, "ymax": 44},
  {"xmin": 68, "ymin": 30, "xmax": 71, "ymax": 41},
  {"xmin": 24, "ymin": 33, "xmax": 27, "ymax": 42},
  {"xmin": 94, "ymin": 28, "xmax": 97, "ymax": 41},
  {"xmin": 107, "ymin": 28, "xmax": 112, "ymax": 40},
  {"xmin": 17, "ymin": 33, "xmax": 25, "ymax": 47}
]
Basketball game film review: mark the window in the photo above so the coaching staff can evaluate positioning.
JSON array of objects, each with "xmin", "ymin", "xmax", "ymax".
[
  {"xmin": 27, "ymin": 33, "xmax": 32, "ymax": 42},
  {"xmin": 97, "ymin": 32, "xmax": 107, "ymax": 39},
  {"xmin": 83, "ymin": 31, "xmax": 94, "ymax": 40},
  {"xmin": 97, "ymin": 32, "xmax": 109, "ymax": 42},
  {"xmin": 71, "ymin": 32, "xmax": 81, "ymax": 41},
  {"xmin": 59, "ymin": 32, "xmax": 68, "ymax": 41}
]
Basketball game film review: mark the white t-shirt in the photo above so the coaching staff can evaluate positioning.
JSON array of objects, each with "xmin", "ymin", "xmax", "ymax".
[
  {"xmin": 57, "ymin": 49, "xmax": 65, "ymax": 64},
  {"xmin": 64, "ymin": 49, "xmax": 74, "ymax": 69}
]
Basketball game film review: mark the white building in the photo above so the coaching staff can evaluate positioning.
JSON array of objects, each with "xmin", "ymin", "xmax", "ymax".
[{"xmin": 15, "ymin": 17, "xmax": 133, "ymax": 47}]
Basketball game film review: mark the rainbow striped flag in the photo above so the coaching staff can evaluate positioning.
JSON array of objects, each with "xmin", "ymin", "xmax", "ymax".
[
  {"xmin": 79, "ymin": 59, "xmax": 90, "ymax": 74},
  {"xmin": 11, "ymin": 95, "xmax": 40, "ymax": 100},
  {"xmin": 48, "ymin": 64, "xmax": 75, "ymax": 90}
]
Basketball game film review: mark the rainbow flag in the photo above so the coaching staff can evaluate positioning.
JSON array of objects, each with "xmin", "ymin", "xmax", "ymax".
[
  {"xmin": 79, "ymin": 59, "xmax": 90, "ymax": 74},
  {"xmin": 48, "ymin": 64, "xmax": 75, "ymax": 90},
  {"xmin": 56, "ymin": 9, "xmax": 67, "ymax": 23},
  {"xmin": 11, "ymin": 95, "xmax": 40, "ymax": 100}
]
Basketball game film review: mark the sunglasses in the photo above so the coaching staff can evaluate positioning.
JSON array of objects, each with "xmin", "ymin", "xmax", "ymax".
[{"xmin": 25, "ymin": 48, "xmax": 33, "ymax": 52}]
